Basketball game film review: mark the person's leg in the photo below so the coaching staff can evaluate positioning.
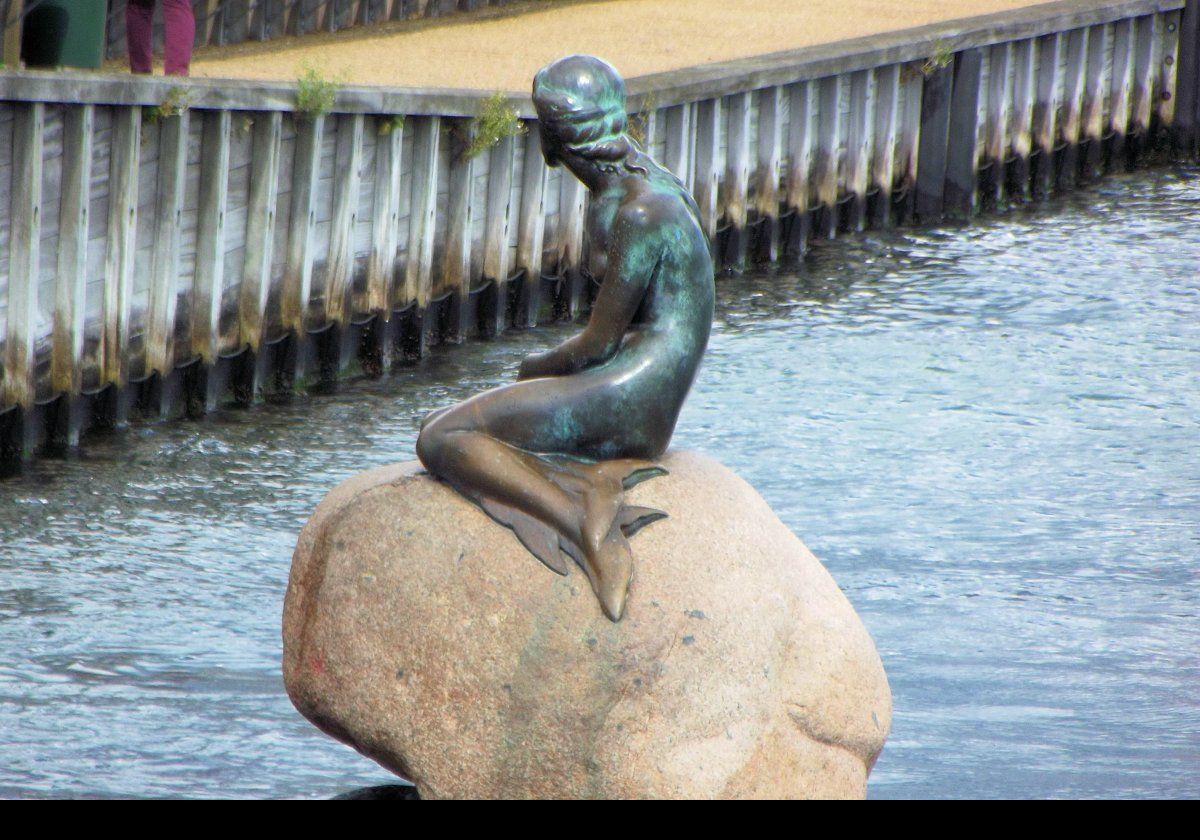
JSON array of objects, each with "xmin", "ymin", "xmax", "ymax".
[
  {"xmin": 126, "ymin": 0, "xmax": 156, "ymax": 74},
  {"xmin": 161, "ymin": 0, "xmax": 196, "ymax": 76}
]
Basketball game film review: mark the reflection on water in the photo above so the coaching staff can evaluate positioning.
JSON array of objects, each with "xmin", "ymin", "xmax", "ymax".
[{"xmin": 1, "ymin": 165, "xmax": 1197, "ymax": 798}]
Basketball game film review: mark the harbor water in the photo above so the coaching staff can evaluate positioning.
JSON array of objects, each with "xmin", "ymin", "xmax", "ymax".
[{"xmin": 1, "ymin": 164, "xmax": 1197, "ymax": 798}]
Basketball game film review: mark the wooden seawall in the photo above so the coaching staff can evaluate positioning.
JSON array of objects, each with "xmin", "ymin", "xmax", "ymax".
[{"xmin": 1, "ymin": 0, "xmax": 1197, "ymax": 468}]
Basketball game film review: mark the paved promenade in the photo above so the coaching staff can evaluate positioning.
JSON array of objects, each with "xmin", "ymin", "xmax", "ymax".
[{"xmin": 191, "ymin": 0, "xmax": 1061, "ymax": 91}]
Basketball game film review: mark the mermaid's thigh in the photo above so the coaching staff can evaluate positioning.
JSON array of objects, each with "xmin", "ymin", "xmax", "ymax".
[{"xmin": 425, "ymin": 374, "xmax": 654, "ymax": 458}]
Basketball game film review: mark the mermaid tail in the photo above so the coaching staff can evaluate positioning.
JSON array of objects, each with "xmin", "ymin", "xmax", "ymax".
[{"xmin": 472, "ymin": 454, "xmax": 668, "ymax": 620}]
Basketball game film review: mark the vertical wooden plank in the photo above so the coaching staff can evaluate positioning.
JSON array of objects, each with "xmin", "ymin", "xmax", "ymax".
[
  {"xmin": 192, "ymin": 109, "xmax": 232, "ymax": 372},
  {"xmin": 985, "ymin": 43, "xmax": 1013, "ymax": 205},
  {"xmin": 784, "ymin": 80, "xmax": 815, "ymax": 255},
  {"xmin": 103, "ymin": 107, "xmax": 141, "ymax": 394},
  {"xmin": 872, "ymin": 64, "xmax": 900, "ymax": 227},
  {"xmin": 482, "ymin": 132, "xmax": 516, "ymax": 334},
  {"xmin": 145, "ymin": 110, "xmax": 190, "ymax": 386},
  {"xmin": 1158, "ymin": 11, "xmax": 1183, "ymax": 132},
  {"xmin": 945, "ymin": 48, "xmax": 984, "ymax": 218},
  {"xmin": 441, "ymin": 118, "xmax": 475, "ymax": 341},
  {"xmin": 4, "ymin": 102, "xmax": 44, "ymax": 414},
  {"xmin": 845, "ymin": 69, "xmax": 876, "ymax": 231},
  {"xmin": 1057, "ymin": 27, "xmax": 1090, "ymax": 190},
  {"xmin": 721, "ymin": 91, "xmax": 751, "ymax": 268},
  {"xmin": 915, "ymin": 61, "xmax": 953, "ymax": 224},
  {"xmin": 753, "ymin": 86, "xmax": 783, "ymax": 263},
  {"xmin": 202, "ymin": 0, "xmax": 223, "ymax": 45},
  {"xmin": 1175, "ymin": 0, "xmax": 1200, "ymax": 152},
  {"xmin": 556, "ymin": 170, "xmax": 587, "ymax": 320},
  {"xmin": 1009, "ymin": 38, "xmax": 1038, "ymax": 199},
  {"xmin": 894, "ymin": 63, "xmax": 924, "ymax": 223},
  {"xmin": 1032, "ymin": 32, "xmax": 1063, "ymax": 197},
  {"xmin": 325, "ymin": 113, "xmax": 365, "ymax": 332},
  {"xmin": 239, "ymin": 111, "xmax": 282, "ymax": 359},
  {"xmin": 404, "ymin": 115, "xmax": 440, "ymax": 336},
  {"xmin": 1110, "ymin": 18, "xmax": 1137, "ymax": 163},
  {"xmin": 692, "ymin": 97, "xmax": 722, "ymax": 243},
  {"xmin": 515, "ymin": 125, "xmax": 548, "ymax": 328},
  {"xmin": 282, "ymin": 114, "xmax": 324, "ymax": 342},
  {"xmin": 815, "ymin": 75, "xmax": 843, "ymax": 236},
  {"xmin": 1082, "ymin": 24, "xmax": 1113, "ymax": 179},
  {"xmin": 1132, "ymin": 14, "xmax": 1163, "ymax": 145},
  {"xmin": 52, "ymin": 105, "xmax": 94, "ymax": 405},
  {"xmin": 663, "ymin": 103, "xmax": 693, "ymax": 190},
  {"xmin": 368, "ymin": 116, "xmax": 403, "ymax": 319}
]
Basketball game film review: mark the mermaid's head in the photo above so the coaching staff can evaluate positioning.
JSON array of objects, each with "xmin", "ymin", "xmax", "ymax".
[{"xmin": 532, "ymin": 55, "xmax": 640, "ymax": 174}]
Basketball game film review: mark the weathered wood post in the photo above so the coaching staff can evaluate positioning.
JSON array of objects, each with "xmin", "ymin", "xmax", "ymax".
[
  {"xmin": 403, "ymin": 114, "xmax": 440, "ymax": 356},
  {"xmin": 945, "ymin": 48, "xmax": 984, "ymax": 219},
  {"xmin": 515, "ymin": 126, "xmax": 548, "ymax": 329},
  {"xmin": 482, "ymin": 133, "xmax": 516, "ymax": 336},
  {"xmin": 51, "ymin": 105, "xmax": 95, "ymax": 445},
  {"xmin": 2, "ymin": 102, "xmax": 44, "ymax": 459},
  {"xmin": 192, "ymin": 109, "xmax": 233, "ymax": 412},
  {"xmin": 783, "ymin": 80, "xmax": 815, "ymax": 259},
  {"xmin": 442, "ymin": 117, "xmax": 476, "ymax": 342},
  {"xmin": 238, "ymin": 110, "xmax": 283, "ymax": 401},
  {"xmin": 916, "ymin": 59, "xmax": 953, "ymax": 224}
]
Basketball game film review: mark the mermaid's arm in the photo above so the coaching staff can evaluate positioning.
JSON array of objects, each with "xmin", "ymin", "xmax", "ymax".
[{"xmin": 519, "ymin": 205, "xmax": 659, "ymax": 380}]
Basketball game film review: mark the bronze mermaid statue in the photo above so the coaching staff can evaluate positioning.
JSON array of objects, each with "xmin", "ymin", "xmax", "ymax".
[{"xmin": 416, "ymin": 55, "xmax": 714, "ymax": 621}]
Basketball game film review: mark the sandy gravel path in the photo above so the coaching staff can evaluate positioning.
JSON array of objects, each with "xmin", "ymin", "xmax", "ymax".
[{"xmin": 191, "ymin": 0, "xmax": 1062, "ymax": 92}]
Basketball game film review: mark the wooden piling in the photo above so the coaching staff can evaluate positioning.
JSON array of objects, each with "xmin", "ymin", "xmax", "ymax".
[
  {"xmin": 101, "ymin": 106, "xmax": 141, "ymax": 402},
  {"xmin": 442, "ymin": 118, "xmax": 475, "ymax": 341},
  {"xmin": 916, "ymin": 61, "xmax": 953, "ymax": 223},
  {"xmin": 752, "ymin": 86, "xmax": 783, "ymax": 264},
  {"xmin": 282, "ymin": 113, "xmax": 325, "ymax": 370},
  {"xmin": 325, "ymin": 113, "xmax": 365, "ymax": 346},
  {"xmin": 404, "ymin": 115, "xmax": 440, "ymax": 349},
  {"xmin": 1158, "ymin": 11, "xmax": 1184, "ymax": 133},
  {"xmin": 814, "ymin": 75, "xmax": 843, "ymax": 237},
  {"xmin": 692, "ymin": 98, "xmax": 722, "ymax": 245},
  {"xmin": 238, "ymin": 110, "xmax": 282, "ymax": 396},
  {"xmin": 945, "ymin": 48, "xmax": 984, "ymax": 218},
  {"xmin": 872, "ymin": 65, "xmax": 900, "ymax": 227},
  {"xmin": 1110, "ymin": 18, "xmax": 1138, "ymax": 163},
  {"xmin": 52, "ymin": 105, "xmax": 94, "ymax": 434},
  {"xmin": 845, "ymin": 70, "xmax": 876, "ymax": 232},
  {"xmin": 985, "ymin": 43, "xmax": 1013, "ymax": 205},
  {"xmin": 663, "ymin": 103, "xmax": 694, "ymax": 193},
  {"xmin": 192, "ymin": 109, "xmax": 232, "ymax": 410},
  {"xmin": 515, "ymin": 126, "xmax": 548, "ymax": 328},
  {"xmin": 1082, "ymin": 24, "xmax": 1113, "ymax": 179},
  {"xmin": 894, "ymin": 63, "xmax": 924, "ymax": 224},
  {"xmin": 555, "ymin": 169, "xmax": 588, "ymax": 319},
  {"xmin": 1132, "ymin": 15, "xmax": 1163, "ymax": 147},
  {"xmin": 1058, "ymin": 28, "xmax": 1091, "ymax": 190},
  {"xmin": 784, "ymin": 80, "xmax": 815, "ymax": 257},
  {"xmin": 1032, "ymin": 32, "xmax": 1063, "ymax": 197},
  {"xmin": 4, "ymin": 102, "xmax": 44, "ymax": 447},
  {"xmin": 482, "ymin": 133, "xmax": 516, "ymax": 334},
  {"xmin": 722, "ymin": 91, "xmax": 752, "ymax": 268},
  {"xmin": 145, "ymin": 110, "xmax": 190, "ymax": 415}
]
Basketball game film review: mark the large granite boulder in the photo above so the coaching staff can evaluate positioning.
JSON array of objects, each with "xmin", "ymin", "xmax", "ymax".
[{"xmin": 283, "ymin": 450, "xmax": 890, "ymax": 799}]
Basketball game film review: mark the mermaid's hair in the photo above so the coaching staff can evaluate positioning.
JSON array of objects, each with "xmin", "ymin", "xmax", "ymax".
[{"xmin": 533, "ymin": 55, "xmax": 647, "ymax": 176}]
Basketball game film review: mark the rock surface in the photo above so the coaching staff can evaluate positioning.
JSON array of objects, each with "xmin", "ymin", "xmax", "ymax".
[{"xmin": 284, "ymin": 450, "xmax": 891, "ymax": 799}]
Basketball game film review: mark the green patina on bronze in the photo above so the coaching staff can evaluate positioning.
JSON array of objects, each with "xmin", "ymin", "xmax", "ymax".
[{"xmin": 416, "ymin": 55, "xmax": 714, "ymax": 621}]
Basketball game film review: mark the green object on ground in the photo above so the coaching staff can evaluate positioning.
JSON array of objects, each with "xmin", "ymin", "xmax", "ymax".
[{"xmin": 21, "ymin": 0, "xmax": 106, "ymax": 69}]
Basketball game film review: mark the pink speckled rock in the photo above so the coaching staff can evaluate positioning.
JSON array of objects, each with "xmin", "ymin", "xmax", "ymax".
[{"xmin": 284, "ymin": 450, "xmax": 890, "ymax": 799}]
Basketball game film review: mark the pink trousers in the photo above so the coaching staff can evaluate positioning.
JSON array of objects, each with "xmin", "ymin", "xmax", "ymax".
[{"xmin": 126, "ymin": 0, "xmax": 196, "ymax": 76}]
